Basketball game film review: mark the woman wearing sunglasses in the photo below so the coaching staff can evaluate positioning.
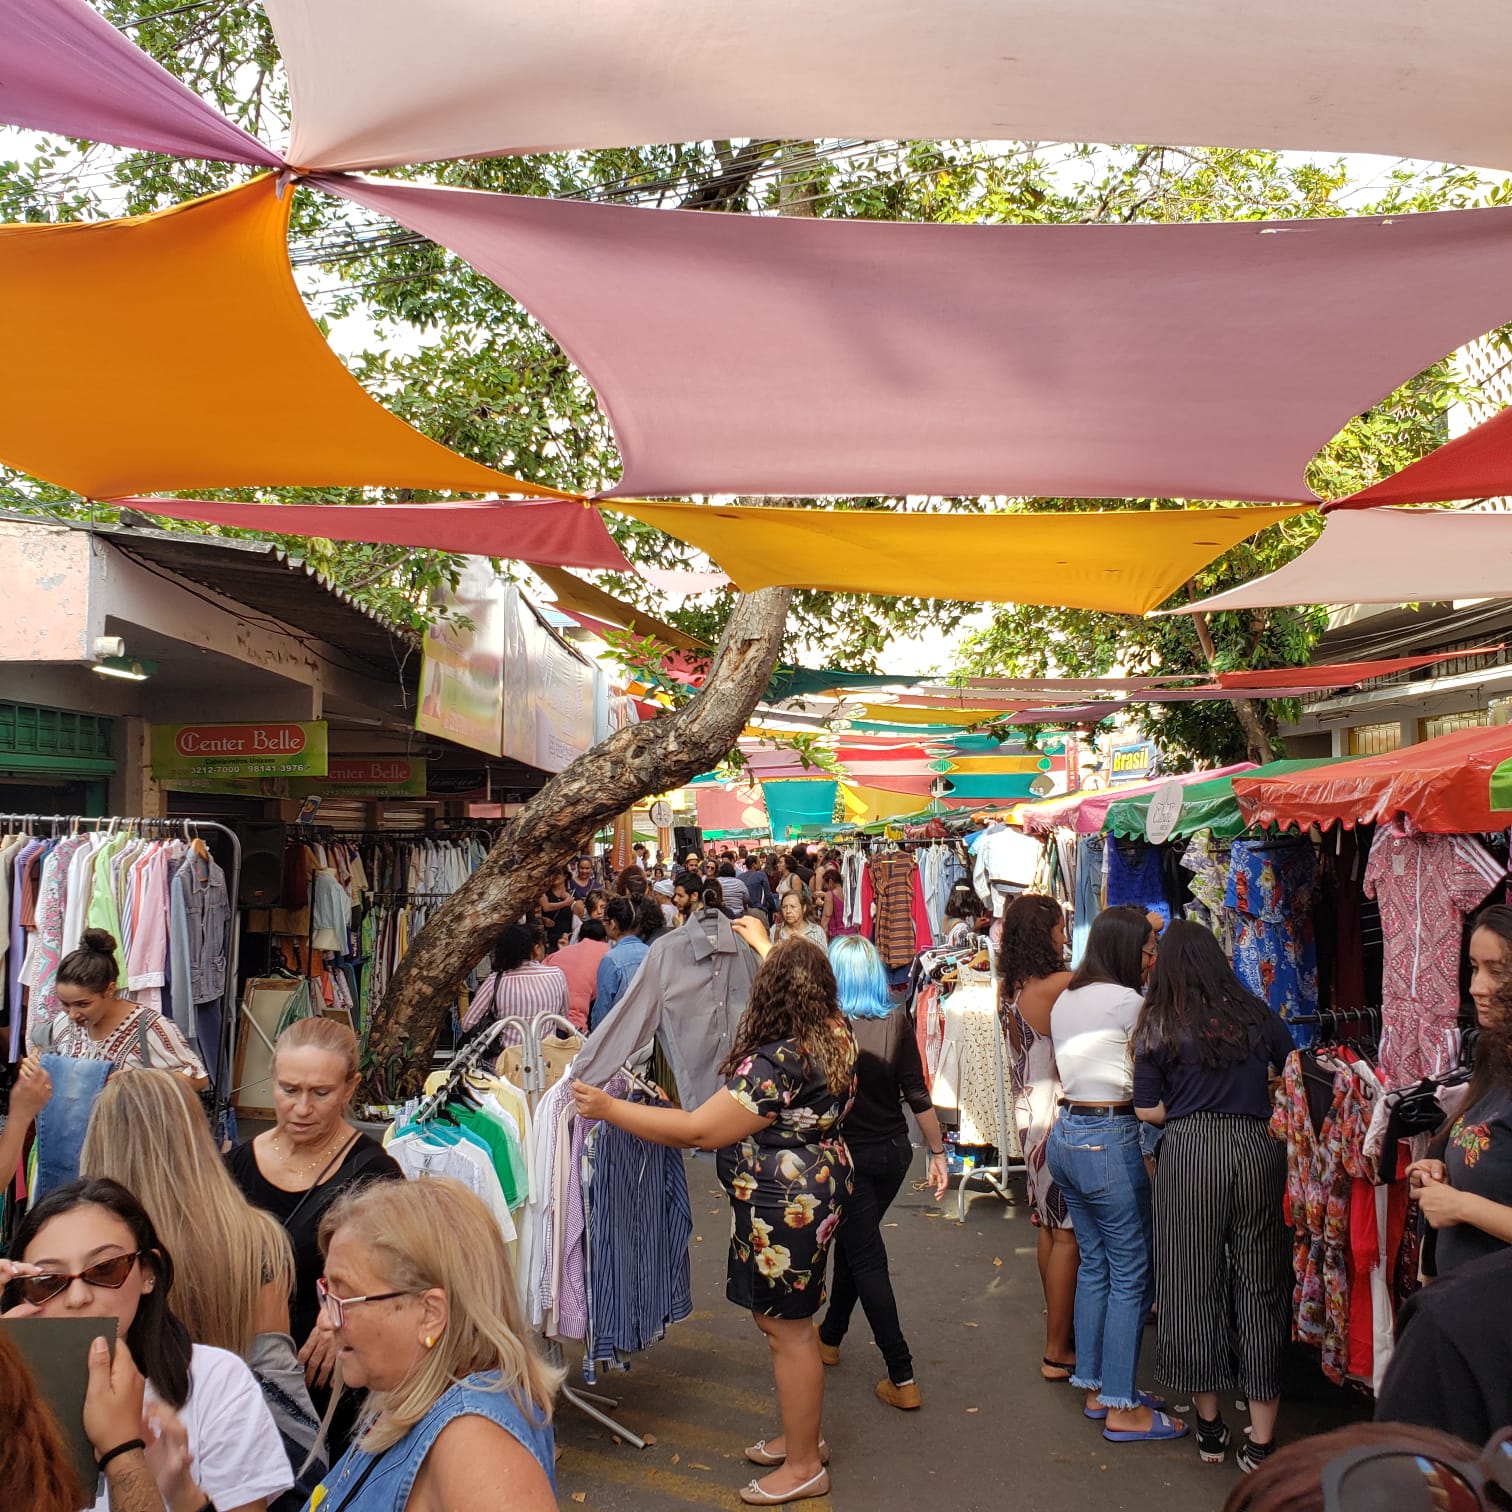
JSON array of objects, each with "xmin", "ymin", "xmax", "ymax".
[
  {"xmin": 303, "ymin": 1177, "xmax": 560, "ymax": 1512},
  {"xmin": 3, "ymin": 1176, "xmax": 290, "ymax": 1511}
]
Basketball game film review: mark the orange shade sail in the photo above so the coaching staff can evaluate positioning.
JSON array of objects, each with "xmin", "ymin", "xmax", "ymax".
[{"xmin": 0, "ymin": 177, "xmax": 559, "ymax": 499}]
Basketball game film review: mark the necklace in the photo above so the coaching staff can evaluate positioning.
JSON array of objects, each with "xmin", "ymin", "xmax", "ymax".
[{"xmin": 274, "ymin": 1125, "xmax": 352, "ymax": 1183}]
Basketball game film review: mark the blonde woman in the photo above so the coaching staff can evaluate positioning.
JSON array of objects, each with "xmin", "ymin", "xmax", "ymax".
[
  {"xmin": 305, "ymin": 1178, "xmax": 561, "ymax": 1510},
  {"xmin": 80, "ymin": 1068, "xmax": 325, "ymax": 1510}
]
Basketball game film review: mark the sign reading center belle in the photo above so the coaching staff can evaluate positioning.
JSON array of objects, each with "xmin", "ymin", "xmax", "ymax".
[{"xmin": 151, "ymin": 721, "xmax": 328, "ymax": 781}]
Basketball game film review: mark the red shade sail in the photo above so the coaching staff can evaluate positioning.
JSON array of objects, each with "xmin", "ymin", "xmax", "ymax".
[
  {"xmin": 1327, "ymin": 407, "xmax": 1512, "ymax": 508},
  {"xmin": 1233, "ymin": 725, "xmax": 1512, "ymax": 834}
]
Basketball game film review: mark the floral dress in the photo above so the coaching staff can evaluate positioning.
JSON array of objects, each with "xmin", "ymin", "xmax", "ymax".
[{"xmin": 718, "ymin": 1032, "xmax": 856, "ymax": 1318}]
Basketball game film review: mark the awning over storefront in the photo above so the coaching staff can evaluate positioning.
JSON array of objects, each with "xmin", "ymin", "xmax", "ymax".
[
  {"xmin": 1102, "ymin": 758, "xmax": 1335, "ymax": 842},
  {"xmin": 1234, "ymin": 726, "xmax": 1512, "ymax": 834}
]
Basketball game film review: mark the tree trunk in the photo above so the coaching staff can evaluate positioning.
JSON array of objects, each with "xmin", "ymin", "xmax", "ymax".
[
  {"xmin": 364, "ymin": 584, "xmax": 793, "ymax": 1098},
  {"xmin": 1189, "ymin": 601, "xmax": 1275, "ymax": 764}
]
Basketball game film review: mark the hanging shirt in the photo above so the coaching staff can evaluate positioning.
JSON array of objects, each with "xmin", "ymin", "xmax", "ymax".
[
  {"xmin": 862, "ymin": 853, "xmax": 933, "ymax": 968},
  {"xmin": 1226, "ymin": 838, "xmax": 1321, "ymax": 1037},
  {"xmin": 1104, "ymin": 838, "xmax": 1171, "ymax": 926},
  {"xmin": 574, "ymin": 912, "xmax": 762, "ymax": 1108},
  {"xmin": 1363, "ymin": 823, "xmax": 1501, "ymax": 1087}
]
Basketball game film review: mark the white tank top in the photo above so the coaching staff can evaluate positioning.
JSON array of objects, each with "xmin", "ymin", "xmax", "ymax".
[{"xmin": 1050, "ymin": 981, "xmax": 1144, "ymax": 1103}]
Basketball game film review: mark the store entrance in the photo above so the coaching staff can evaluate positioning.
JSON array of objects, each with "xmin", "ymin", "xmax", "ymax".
[{"xmin": 0, "ymin": 775, "xmax": 106, "ymax": 816}]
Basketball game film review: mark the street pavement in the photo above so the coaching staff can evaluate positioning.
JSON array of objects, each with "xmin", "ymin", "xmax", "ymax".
[{"xmin": 554, "ymin": 1151, "xmax": 1367, "ymax": 1511}]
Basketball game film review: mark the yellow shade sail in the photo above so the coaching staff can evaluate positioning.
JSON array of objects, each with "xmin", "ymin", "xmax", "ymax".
[
  {"xmin": 843, "ymin": 783, "xmax": 930, "ymax": 824},
  {"xmin": 0, "ymin": 177, "xmax": 558, "ymax": 499},
  {"xmin": 606, "ymin": 501, "xmax": 1312, "ymax": 615},
  {"xmin": 861, "ymin": 704, "xmax": 1006, "ymax": 727},
  {"xmin": 526, "ymin": 562, "xmax": 707, "ymax": 653},
  {"xmin": 947, "ymin": 755, "xmax": 1052, "ymax": 774}
]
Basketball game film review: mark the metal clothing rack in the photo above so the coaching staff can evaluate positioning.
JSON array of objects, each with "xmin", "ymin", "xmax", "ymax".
[
  {"xmin": 946, "ymin": 935, "xmax": 1027, "ymax": 1220},
  {"xmin": 424, "ymin": 1009, "xmax": 648, "ymax": 1451},
  {"xmin": 0, "ymin": 813, "xmax": 243, "ymax": 1117}
]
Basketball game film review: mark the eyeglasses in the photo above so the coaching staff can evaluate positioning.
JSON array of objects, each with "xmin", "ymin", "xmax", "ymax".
[
  {"xmin": 16, "ymin": 1251, "xmax": 142, "ymax": 1305},
  {"xmin": 316, "ymin": 1276, "xmax": 411, "ymax": 1329},
  {"xmin": 1323, "ymin": 1429, "xmax": 1512, "ymax": 1512}
]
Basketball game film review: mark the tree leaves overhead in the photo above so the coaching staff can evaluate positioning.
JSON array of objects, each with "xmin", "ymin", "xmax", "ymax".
[{"xmin": 1, "ymin": 7, "xmax": 1505, "ymax": 691}]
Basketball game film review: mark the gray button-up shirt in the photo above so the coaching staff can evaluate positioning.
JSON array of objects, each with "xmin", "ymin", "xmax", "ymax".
[{"xmin": 574, "ymin": 910, "xmax": 762, "ymax": 1108}]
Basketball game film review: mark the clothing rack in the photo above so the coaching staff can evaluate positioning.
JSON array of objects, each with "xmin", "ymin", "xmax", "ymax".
[
  {"xmin": 948, "ymin": 934, "xmax": 1027, "ymax": 1219},
  {"xmin": 0, "ymin": 813, "xmax": 244, "ymax": 1117}
]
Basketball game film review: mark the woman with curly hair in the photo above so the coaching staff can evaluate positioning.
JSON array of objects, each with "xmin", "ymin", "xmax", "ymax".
[
  {"xmin": 998, "ymin": 894, "xmax": 1079, "ymax": 1381},
  {"xmin": 572, "ymin": 928, "xmax": 856, "ymax": 1508}
]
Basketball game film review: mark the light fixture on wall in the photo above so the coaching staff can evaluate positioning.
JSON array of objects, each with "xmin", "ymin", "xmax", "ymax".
[{"xmin": 92, "ymin": 655, "xmax": 157, "ymax": 682}]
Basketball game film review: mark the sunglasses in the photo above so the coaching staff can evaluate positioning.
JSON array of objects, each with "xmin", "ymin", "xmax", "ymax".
[
  {"xmin": 1323, "ymin": 1429, "xmax": 1512, "ymax": 1512},
  {"xmin": 16, "ymin": 1251, "xmax": 143, "ymax": 1306}
]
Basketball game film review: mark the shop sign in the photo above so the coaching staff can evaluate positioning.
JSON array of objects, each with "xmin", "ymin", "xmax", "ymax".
[
  {"xmin": 288, "ymin": 757, "xmax": 426, "ymax": 800},
  {"xmin": 152, "ymin": 721, "xmax": 327, "ymax": 782},
  {"xmin": 1110, "ymin": 741, "xmax": 1159, "ymax": 783},
  {"xmin": 1145, "ymin": 779, "xmax": 1186, "ymax": 846}
]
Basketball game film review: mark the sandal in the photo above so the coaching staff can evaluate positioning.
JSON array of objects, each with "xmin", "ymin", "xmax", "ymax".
[
  {"xmin": 1041, "ymin": 1356, "xmax": 1076, "ymax": 1381},
  {"xmin": 738, "ymin": 1467, "xmax": 831, "ymax": 1505},
  {"xmin": 1085, "ymin": 1389, "xmax": 1165, "ymax": 1421},
  {"xmin": 1103, "ymin": 1409, "xmax": 1190, "ymax": 1444},
  {"xmin": 744, "ymin": 1439, "xmax": 830, "ymax": 1468}
]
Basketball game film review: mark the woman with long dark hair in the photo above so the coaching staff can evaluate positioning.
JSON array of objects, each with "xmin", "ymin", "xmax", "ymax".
[
  {"xmin": 4, "ymin": 1177, "xmax": 290, "ymax": 1511},
  {"xmin": 1046, "ymin": 905, "xmax": 1184, "ymax": 1443},
  {"xmin": 998, "ymin": 894, "xmax": 1078, "ymax": 1380},
  {"xmin": 573, "ymin": 935, "xmax": 856, "ymax": 1507},
  {"xmin": 1410, "ymin": 904, "xmax": 1512, "ymax": 1272},
  {"xmin": 1134, "ymin": 920, "xmax": 1294, "ymax": 1470}
]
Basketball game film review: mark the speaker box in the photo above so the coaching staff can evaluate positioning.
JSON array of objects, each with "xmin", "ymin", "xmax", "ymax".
[
  {"xmin": 234, "ymin": 820, "xmax": 286, "ymax": 909},
  {"xmin": 672, "ymin": 825, "xmax": 703, "ymax": 864}
]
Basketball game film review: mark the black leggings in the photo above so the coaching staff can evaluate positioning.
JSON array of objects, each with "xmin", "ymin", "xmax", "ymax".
[{"xmin": 819, "ymin": 1137, "xmax": 914, "ymax": 1383}]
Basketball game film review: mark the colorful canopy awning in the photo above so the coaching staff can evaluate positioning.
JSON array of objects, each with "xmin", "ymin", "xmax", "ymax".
[
  {"xmin": 1234, "ymin": 726, "xmax": 1512, "ymax": 834},
  {"xmin": 1102, "ymin": 759, "xmax": 1336, "ymax": 842},
  {"xmin": 1173, "ymin": 508, "xmax": 1512, "ymax": 614},
  {"xmin": 1329, "ymin": 406, "xmax": 1512, "ymax": 509},
  {"xmin": 134, "ymin": 497, "xmax": 629, "ymax": 571},
  {"xmin": 1018, "ymin": 765, "xmax": 1257, "ymax": 837},
  {"xmin": 3, "ymin": 0, "xmax": 280, "ymax": 164},
  {"xmin": 266, "ymin": 0, "xmax": 1512, "ymax": 170},
  {"xmin": 0, "ymin": 179, "xmax": 551, "ymax": 499},
  {"xmin": 320, "ymin": 175, "xmax": 1512, "ymax": 504},
  {"xmin": 606, "ymin": 501, "xmax": 1309, "ymax": 615}
]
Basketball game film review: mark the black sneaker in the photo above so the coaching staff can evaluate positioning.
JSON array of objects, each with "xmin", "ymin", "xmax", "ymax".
[
  {"xmin": 1196, "ymin": 1416, "xmax": 1230, "ymax": 1465},
  {"xmin": 1237, "ymin": 1439, "xmax": 1277, "ymax": 1474}
]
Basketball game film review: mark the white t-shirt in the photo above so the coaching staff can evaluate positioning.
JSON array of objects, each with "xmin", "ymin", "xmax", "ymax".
[
  {"xmin": 94, "ymin": 1343, "xmax": 292, "ymax": 1511},
  {"xmin": 1050, "ymin": 981, "xmax": 1144, "ymax": 1104}
]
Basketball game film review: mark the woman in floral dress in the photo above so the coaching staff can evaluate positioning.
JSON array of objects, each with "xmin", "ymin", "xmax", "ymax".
[{"xmin": 573, "ymin": 930, "xmax": 855, "ymax": 1508}]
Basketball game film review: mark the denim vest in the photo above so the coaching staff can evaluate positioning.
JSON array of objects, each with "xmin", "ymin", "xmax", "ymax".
[{"xmin": 304, "ymin": 1372, "xmax": 555, "ymax": 1511}]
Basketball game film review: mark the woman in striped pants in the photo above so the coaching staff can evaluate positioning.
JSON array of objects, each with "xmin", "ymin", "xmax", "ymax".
[{"xmin": 1133, "ymin": 922, "xmax": 1295, "ymax": 1474}]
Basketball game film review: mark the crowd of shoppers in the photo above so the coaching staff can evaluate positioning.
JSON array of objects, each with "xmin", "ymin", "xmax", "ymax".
[{"xmin": 10, "ymin": 833, "xmax": 1512, "ymax": 1508}]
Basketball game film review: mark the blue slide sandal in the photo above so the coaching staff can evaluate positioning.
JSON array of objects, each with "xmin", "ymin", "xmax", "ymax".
[
  {"xmin": 1103, "ymin": 1409, "xmax": 1189, "ymax": 1443},
  {"xmin": 1084, "ymin": 1390, "xmax": 1166, "ymax": 1421}
]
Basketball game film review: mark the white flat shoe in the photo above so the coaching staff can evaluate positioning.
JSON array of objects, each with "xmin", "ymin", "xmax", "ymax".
[
  {"xmin": 739, "ymin": 1467, "xmax": 831, "ymax": 1505},
  {"xmin": 744, "ymin": 1439, "xmax": 830, "ymax": 1467}
]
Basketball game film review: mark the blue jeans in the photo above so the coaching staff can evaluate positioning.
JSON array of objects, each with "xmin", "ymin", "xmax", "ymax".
[
  {"xmin": 34, "ymin": 1054, "xmax": 112, "ymax": 1198},
  {"xmin": 1046, "ymin": 1111, "xmax": 1153, "ymax": 1409}
]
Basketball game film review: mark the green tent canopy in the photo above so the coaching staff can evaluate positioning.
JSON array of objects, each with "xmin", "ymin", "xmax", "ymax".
[
  {"xmin": 1102, "ymin": 758, "xmax": 1339, "ymax": 842},
  {"xmin": 1492, "ymin": 756, "xmax": 1512, "ymax": 814}
]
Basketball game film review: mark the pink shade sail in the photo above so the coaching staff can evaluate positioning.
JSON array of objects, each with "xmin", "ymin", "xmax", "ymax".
[
  {"xmin": 129, "ymin": 497, "xmax": 630, "ymax": 571},
  {"xmin": 634, "ymin": 566, "xmax": 731, "ymax": 595},
  {"xmin": 1171, "ymin": 508, "xmax": 1512, "ymax": 615},
  {"xmin": 2, "ymin": 0, "xmax": 279, "ymax": 165},
  {"xmin": 320, "ymin": 175, "xmax": 1512, "ymax": 503},
  {"xmin": 267, "ymin": 0, "xmax": 1512, "ymax": 171},
  {"xmin": 1216, "ymin": 649, "xmax": 1504, "ymax": 688},
  {"xmin": 1328, "ymin": 406, "xmax": 1512, "ymax": 509}
]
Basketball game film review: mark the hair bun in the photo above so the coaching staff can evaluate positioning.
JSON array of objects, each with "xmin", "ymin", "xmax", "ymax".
[{"xmin": 81, "ymin": 928, "xmax": 119, "ymax": 955}]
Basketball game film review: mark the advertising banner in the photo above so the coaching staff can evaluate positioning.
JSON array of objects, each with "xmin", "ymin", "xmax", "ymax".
[
  {"xmin": 288, "ymin": 756, "xmax": 426, "ymax": 800},
  {"xmin": 151, "ymin": 721, "xmax": 328, "ymax": 782},
  {"xmin": 416, "ymin": 560, "xmax": 507, "ymax": 757}
]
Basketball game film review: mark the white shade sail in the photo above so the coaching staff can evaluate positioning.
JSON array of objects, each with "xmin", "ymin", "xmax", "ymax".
[
  {"xmin": 1167, "ymin": 508, "xmax": 1512, "ymax": 615},
  {"xmin": 265, "ymin": 0, "xmax": 1512, "ymax": 171}
]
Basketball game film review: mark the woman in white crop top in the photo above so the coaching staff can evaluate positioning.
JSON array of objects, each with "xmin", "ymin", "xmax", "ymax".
[{"xmin": 1046, "ymin": 907, "xmax": 1186, "ymax": 1446}]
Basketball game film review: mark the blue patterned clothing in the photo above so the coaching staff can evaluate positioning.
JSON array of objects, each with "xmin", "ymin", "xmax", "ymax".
[{"xmin": 1225, "ymin": 840, "xmax": 1319, "ymax": 1042}]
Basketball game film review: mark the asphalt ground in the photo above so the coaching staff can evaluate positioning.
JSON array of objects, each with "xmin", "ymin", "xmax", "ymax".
[{"xmin": 554, "ymin": 1150, "xmax": 1369, "ymax": 1512}]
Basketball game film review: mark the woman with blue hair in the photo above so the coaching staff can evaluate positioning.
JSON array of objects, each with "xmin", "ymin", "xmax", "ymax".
[{"xmin": 816, "ymin": 935, "xmax": 948, "ymax": 1410}]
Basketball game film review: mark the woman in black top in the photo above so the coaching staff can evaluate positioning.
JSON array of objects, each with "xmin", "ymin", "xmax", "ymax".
[
  {"xmin": 1133, "ymin": 921, "xmax": 1293, "ymax": 1472},
  {"xmin": 816, "ymin": 935, "xmax": 948, "ymax": 1410},
  {"xmin": 226, "ymin": 1016, "xmax": 401, "ymax": 1452},
  {"xmin": 1412, "ymin": 904, "xmax": 1512, "ymax": 1272}
]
